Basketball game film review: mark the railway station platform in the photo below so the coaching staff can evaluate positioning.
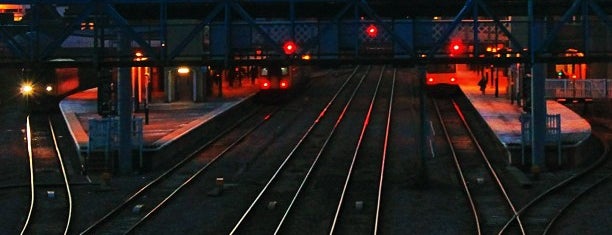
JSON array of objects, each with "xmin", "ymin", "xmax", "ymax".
[
  {"xmin": 59, "ymin": 82, "xmax": 259, "ymax": 172},
  {"xmin": 455, "ymin": 70, "xmax": 592, "ymax": 167}
]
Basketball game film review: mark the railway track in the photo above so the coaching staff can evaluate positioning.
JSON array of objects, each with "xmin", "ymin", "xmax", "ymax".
[
  {"xmin": 279, "ymin": 65, "xmax": 389, "ymax": 234},
  {"xmin": 329, "ymin": 67, "xmax": 396, "ymax": 234},
  {"xmin": 79, "ymin": 105, "xmax": 279, "ymax": 234},
  {"xmin": 432, "ymin": 95, "xmax": 524, "ymax": 235},
  {"xmin": 499, "ymin": 121, "xmax": 612, "ymax": 234},
  {"xmin": 21, "ymin": 115, "xmax": 73, "ymax": 235},
  {"xmin": 230, "ymin": 65, "xmax": 403, "ymax": 234},
  {"xmin": 229, "ymin": 65, "xmax": 370, "ymax": 234}
]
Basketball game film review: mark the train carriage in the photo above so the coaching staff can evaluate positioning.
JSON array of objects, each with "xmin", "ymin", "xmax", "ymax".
[
  {"xmin": 426, "ymin": 63, "xmax": 458, "ymax": 85},
  {"xmin": 255, "ymin": 64, "xmax": 309, "ymax": 102}
]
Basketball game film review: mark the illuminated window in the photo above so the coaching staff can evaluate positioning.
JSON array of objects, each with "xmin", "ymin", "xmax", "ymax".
[
  {"xmin": 0, "ymin": 4, "xmax": 26, "ymax": 21},
  {"xmin": 80, "ymin": 22, "xmax": 94, "ymax": 30}
]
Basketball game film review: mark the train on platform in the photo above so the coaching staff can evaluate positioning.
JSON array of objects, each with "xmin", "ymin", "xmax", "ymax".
[
  {"xmin": 254, "ymin": 64, "xmax": 310, "ymax": 102},
  {"xmin": 425, "ymin": 63, "xmax": 458, "ymax": 86},
  {"xmin": 18, "ymin": 64, "xmax": 89, "ymax": 112}
]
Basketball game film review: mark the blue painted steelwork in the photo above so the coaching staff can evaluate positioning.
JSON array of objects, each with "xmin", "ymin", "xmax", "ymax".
[
  {"xmin": 529, "ymin": 0, "xmax": 546, "ymax": 174},
  {"xmin": 426, "ymin": 0, "xmax": 472, "ymax": 59},
  {"xmin": 0, "ymin": 0, "xmax": 607, "ymax": 67},
  {"xmin": 103, "ymin": 3, "xmax": 158, "ymax": 60},
  {"xmin": 40, "ymin": 2, "xmax": 95, "ymax": 59},
  {"xmin": 474, "ymin": 0, "xmax": 524, "ymax": 52},
  {"xmin": 0, "ymin": 17, "xmax": 26, "ymax": 59},
  {"xmin": 536, "ymin": 0, "xmax": 583, "ymax": 54},
  {"xmin": 168, "ymin": 3, "xmax": 225, "ymax": 59}
]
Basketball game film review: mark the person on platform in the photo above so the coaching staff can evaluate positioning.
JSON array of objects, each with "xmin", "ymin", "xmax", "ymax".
[{"xmin": 478, "ymin": 76, "xmax": 488, "ymax": 95}]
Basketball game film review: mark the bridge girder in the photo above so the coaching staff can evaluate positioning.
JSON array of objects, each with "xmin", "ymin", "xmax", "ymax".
[{"xmin": 0, "ymin": 0, "xmax": 609, "ymax": 68}]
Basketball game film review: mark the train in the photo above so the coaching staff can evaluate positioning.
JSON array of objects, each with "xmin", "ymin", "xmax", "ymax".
[
  {"xmin": 425, "ymin": 63, "xmax": 458, "ymax": 86},
  {"xmin": 254, "ymin": 64, "xmax": 310, "ymax": 102},
  {"xmin": 18, "ymin": 64, "xmax": 93, "ymax": 112}
]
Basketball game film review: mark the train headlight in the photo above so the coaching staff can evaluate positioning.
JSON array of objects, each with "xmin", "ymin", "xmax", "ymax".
[{"xmin": 20, "ymin": 83, "xmax": 34, "ymax": 96}]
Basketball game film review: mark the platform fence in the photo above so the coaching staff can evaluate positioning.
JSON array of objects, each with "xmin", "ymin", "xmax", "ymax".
[
  {"xmin": 520, "ymin": 113, "xmax": 562, "ymax": 166},
  {"xmin": 87, "ymin": 117, "xmax": 143, "ymax": 173},
  {"xmin": 545, "ymin": 79, "xmax": 611, "ymax": 100}
]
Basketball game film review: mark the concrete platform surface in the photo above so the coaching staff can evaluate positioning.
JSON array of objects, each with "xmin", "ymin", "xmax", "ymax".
[
  {"xmin": 457, "ymin": 71, "xmax": 591, "ymax": 148},
  {"xmin": 60, "ymin": 84, "xmax": 258, "ymax": 154}
]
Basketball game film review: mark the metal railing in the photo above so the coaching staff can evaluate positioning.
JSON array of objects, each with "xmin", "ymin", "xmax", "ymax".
[
  {"xmin": 520, "ymin": 113, "xmax": 562, "ymax": 165},
  {"xmin": 545, "ymin": 79, "xmax": 611, "ymax": 99}
]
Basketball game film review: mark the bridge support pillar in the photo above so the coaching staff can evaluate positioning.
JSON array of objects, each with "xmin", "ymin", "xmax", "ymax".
[{"xmin": 117, "ymin": 34, "xmax": 133, "ymax": 175}]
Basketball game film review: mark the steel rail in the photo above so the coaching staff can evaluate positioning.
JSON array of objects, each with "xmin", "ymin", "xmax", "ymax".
[
  {"xmin": 449, "ymin": 99, "xmax": 525, "ymax": 235},
  {"xmin": 433, "ymin": 98, "xmax": 526, "ymax": 235},
  {"xmin": 328, "ymin": 65, "xmax": 388, "ymax": 233},
  {"xmin": 229, "ymin": 65, "xmax": 364, "ymax": 234},
  {"xmin": 374, "ymin": 68, "xmax": 396, "ymax": 234},
  {"xmin": 543, "ymin": 173, "xmax": 611, "ymax": 234},
  {"xmin": 49, "ymin": 117, "xmax": 74, "ymax": 235},
  {"xmin": 542, "ymin": 131, "xmax": 611, "ymax": 234},
  {"xmin": 273, "ymin": 65, "xmax": 371, "ymax": 234},
  {"xmin": 80, "ymin": 106, "xmax": 266, "ymax": 234},
  {"xmin": 20, "ymin": 116, "xmax": 35, "ymax": 235},
  {"xmin": 124, "ymin": 106, "xmax": 280, "ymax": 233},
  {"xmin": 498, "ymin": 130, "xmax": 611, "ymax": 235},
  {"xmin": 20, "ymin": 116, "xmax": 73, "ymax": 235},
  {"xmin": 432, "ymin": 99, "xmax": 481, "ymax": 235}
]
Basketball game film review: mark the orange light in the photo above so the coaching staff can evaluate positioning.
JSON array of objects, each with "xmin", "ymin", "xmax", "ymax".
[
  {"xmin": 177, "ymin": 67, "xmax": 190, "ymax": 74},
  {"xmin": 1, "ymin": 4, "xmax": 26, "ymax": 22},
  {"xmin": 450, "ymin": 77, "xmax": 456, "ymax": 82}
]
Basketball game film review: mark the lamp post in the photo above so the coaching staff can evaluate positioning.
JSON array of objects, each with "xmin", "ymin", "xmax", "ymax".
[{"xmin": 144, "ymin": 74, "xmax": 150, "ymax": 125}]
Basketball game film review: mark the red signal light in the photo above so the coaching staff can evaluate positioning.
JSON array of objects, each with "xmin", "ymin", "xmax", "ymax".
[
  {"xmin": 283, "ymin": 41, "xmax": 297, "ymax": 55},
  {"xmin": 366, "ymin": 24, "xmax": 378, "ymax": 38},
  {"xmin": 449, "ymin": 41, "xmax": 463, "ymax": 56}
]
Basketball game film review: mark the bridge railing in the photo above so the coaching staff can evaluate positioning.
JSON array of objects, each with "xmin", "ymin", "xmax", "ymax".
[{"xmin": 545, "ymin": 79, "xmax": 611, "ymax": 99}]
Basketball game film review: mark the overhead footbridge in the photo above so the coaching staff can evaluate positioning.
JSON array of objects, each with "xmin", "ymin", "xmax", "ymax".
[
  {"xmin": 1, "ymin": 0, "xmax": 610, "ymax": 174},
  {"xmin": 0, "ymin": 0, "xmax": 609, "ymax": 67}
]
